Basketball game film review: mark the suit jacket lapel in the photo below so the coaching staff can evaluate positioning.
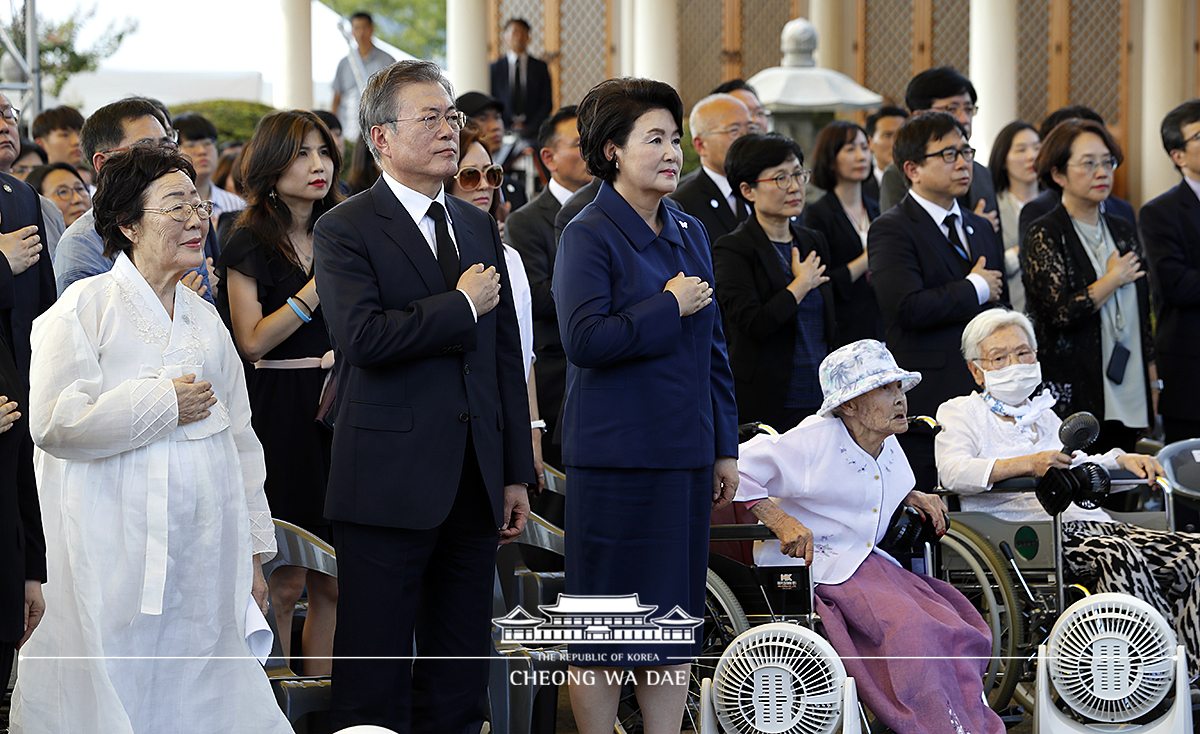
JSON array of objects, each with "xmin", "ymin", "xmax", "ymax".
[
  {"xmin": 699, "ymin": 169, "xmax": 739, "ymax": 232},
  {"xmin": 446, "ymin": 197, "xmax": 483, "ymax": 267},
  {"xmin": 901, "ymin": 194, "xmax": 965, "ymax": 276},
  {"xmin": 371, "ymin": 178, "xmax": 445, "ymax": 294},
  {"xmin": 1176, "ymin": 182, "xmax": 1200, "ymax": 247},
  {"xmin": 745, "ymin": 216, "xmax": 791, "ymax": 292}
]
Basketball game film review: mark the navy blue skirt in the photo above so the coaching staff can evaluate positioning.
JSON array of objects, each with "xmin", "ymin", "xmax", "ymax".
[{"xmin": 564, "ymin": 466, "xmax": 711, "ymax": 666}]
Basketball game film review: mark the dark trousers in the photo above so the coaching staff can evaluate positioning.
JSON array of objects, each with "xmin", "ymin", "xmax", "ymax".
[
  {"xmin": 1163, "ymin": 415, "xmax": 1200, "ymax": 444},
  {"xmin": 330, "ymin": 450, "xmax": 499, "ymax": 734}
]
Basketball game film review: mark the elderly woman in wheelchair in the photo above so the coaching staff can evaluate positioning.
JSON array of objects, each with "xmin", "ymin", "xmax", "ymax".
[
  {"xmin": 735, "ymin": 339, "xmax": 1006, "ymax": 734},
  {"xmin": 935, "ymin": 308, "xmax": 1200, "ymax": 680}
]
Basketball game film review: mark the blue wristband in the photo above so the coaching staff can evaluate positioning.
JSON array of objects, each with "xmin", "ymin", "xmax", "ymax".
[{"xmin": 287, "ymin": 297, "xmax": 312, "ymax": 323}]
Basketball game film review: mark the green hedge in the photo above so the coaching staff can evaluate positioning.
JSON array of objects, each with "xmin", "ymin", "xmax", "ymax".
[{"xmin": 168, "ymin": 100, "xmax": 276, "ymax": 146}]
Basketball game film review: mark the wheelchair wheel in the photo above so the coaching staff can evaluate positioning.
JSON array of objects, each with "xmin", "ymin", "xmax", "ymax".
[
  {"xmin": 614, "ymin": 568, "xmax": 749, "ymax": 733},
  {"xmin": 941, "ymin": 521, "xmax": 1024, "ymax": 712}
]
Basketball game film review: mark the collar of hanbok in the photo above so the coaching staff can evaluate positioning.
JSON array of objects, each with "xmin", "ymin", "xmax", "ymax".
[{"xmin": 981, "ymin": 388, "xmax": 1058, "ymax": 439}]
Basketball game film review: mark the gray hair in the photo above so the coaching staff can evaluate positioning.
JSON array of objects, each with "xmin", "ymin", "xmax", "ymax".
[
  {"xmin": 688, "ymin": 93, "xmax": 745, "ymax": 139},
  {"xmin": 960, "ymin": 308, "xmax": 1038, "ymax": 361},
  {"xmin": 359, "ymin": 59, "xmax": 455, "ymax": 163}
]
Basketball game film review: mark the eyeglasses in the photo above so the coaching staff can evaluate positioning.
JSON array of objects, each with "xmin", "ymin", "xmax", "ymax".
[
  {"xmin": 0, "ymin": 106, "xmax": 19, "ymax": 124},
  {"xmin": 10, "ymin": 163, "xmax": 37, "ymax": 176},
  {"xmin": 146, "ymin": 200, "xmax": 214, "ymax": 223},
  {"xmin": 1184, "ymin": 130, "xmax": 1200, "ymax": 146},
  {"xmin": 698, "ymin": 124, "xmax": 760, "ymax": 140},
  {"xmin": 972, "ymin": 348, "xmax": 1037, "ymax": 370},
  {"xmin": 180, "ymin": 137, "xmax": 217, "ymax": 149},
  {"xmin": 919, "ymin": 146, "xmax": 976, "ymax": 164},
  {"xmin": 99, "ymin": 131, "xmax": 180, "ymax": 157},
  {"xmin": 454, "ymin": 164, "xmax": 504, "ymax": 190},
  {"xmin": 1067, "ymin": 156, "xmax": 1119, "ymax": 174},
  {"xmin": 385, "ymin": 111, "xmax": 467, "ymax": 133},
  {"xmin": 50, "ymin": 183, "xmax": 89, "ymax": 202},
  {"xmin": 754, "ymin": 169, "xmax": 812, "ymax": 189},
  {"xmin": 931, "ymin": 103, "xmax": 979, "ymax": 118}
]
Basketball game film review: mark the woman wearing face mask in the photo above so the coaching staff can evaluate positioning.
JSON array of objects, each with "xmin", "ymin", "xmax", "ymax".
[{"xmin": 934, "ymin": 309, "xmax": 1200, "ymax": 678}]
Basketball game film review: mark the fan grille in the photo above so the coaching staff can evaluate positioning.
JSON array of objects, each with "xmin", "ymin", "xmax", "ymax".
[
  {"xmin": 1047, "ymin": 593, "xmax": 1176, "ymax": 722},
  {"xmin": 712, "ymin": 623, "xmax": 846, "ymax": 734}
]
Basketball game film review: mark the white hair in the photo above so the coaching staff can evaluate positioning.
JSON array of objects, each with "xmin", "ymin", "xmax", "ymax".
[{"xmin": 960, "ymin": 308, "xmax": 1037, "ymax": 361}]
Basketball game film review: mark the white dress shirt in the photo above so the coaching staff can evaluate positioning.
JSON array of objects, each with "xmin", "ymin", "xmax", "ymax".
[{"xmin": 908, "ymin": 189, "xmax": 990, "ymax": 305}]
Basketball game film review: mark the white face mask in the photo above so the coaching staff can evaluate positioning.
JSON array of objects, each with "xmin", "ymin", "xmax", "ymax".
[{"xmin": 983, "ymin": 362, "xmax": 1043, "ymax": 405}]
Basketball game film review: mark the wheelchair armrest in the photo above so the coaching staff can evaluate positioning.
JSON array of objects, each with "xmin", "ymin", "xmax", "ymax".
[
  {"xmin": 989, "ymin": 477, "xmax": 1040, "ymax": 491},
  {"xmin": 710, "ymin": 523, "xmax": 777, "ymax": 542}
]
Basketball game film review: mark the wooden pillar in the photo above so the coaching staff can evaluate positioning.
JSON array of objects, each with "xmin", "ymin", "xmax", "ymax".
[
  {"xmin": 912, "ymin": 0, "xmax": 933, "ymax": 75},
  {"xmin": 487, "ymin": 0, "xmax": 500, "ymax": 64},
  {"xmin": 545, "ymin": 0, "xmax": 561, "ymax": 109},
  {"xmin": 1048, "ymin": 0, "xmax": 1071, "ymax": 113},
  {"xmin": 605, "ymin": 0, "xmax": 618, "ymax": 80},
  {"xmin": 722, "ymin": 0, "xmax": 743, "ymax": 82}
]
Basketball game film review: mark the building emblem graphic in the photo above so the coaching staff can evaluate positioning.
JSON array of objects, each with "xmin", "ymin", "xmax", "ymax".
[{"xmin": 493, "ymin": 594, "xmax": 704, "ymax": 644}]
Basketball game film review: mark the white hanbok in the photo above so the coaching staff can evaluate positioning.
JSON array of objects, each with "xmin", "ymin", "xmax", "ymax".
[{"xmin": 12, "ymin": 254, "xmax": 292, "ymax": 734}]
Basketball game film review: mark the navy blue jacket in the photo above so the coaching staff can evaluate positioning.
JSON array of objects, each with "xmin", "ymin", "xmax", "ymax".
[{"xmin": 554, "ymin": 182, "xmax": 738, "ymax": 468}]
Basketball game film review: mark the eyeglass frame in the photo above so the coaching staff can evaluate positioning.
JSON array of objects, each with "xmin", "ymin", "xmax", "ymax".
[
  {"xmin": 145, "ymin": 200, "xmax": 215, "ymax": 223},
  {"xmin": 1065, "ymin": 156, "xmax": 1119, "ymax": 174},
  {"xmin": 99, "ymin": 130, "xmax": 181, "ymax": 157},
  {"xmin": 753, "ymin": 169, "xmax": 812, "ymax": 190},
  {"xmin": 930, "ymin": 103, "xmax": 979, "ymax": 118},
  {"xmin": 180, "ymin": 137, "xmax": 218, "ymax": 149},
  {"xmin": 0, "ymin": 106, "xmax": 19, "ymax": 125},
  {"xmin": 454, "ymin": 164, "xmax": 504, "ymax": 191},
  {"xmin": 917, "ymin": 145, "xmax": 977, "ymax": 164},
  {"xmin": 49, "ymin": 183, "xmax": 90, "ymax": 202},
  {"xmin": 383, "ymin": 111, "xmax": 468, "ymax": 133},
  {"xmin": 697, "ymin": 123, "xmax": 761, "ymax": 140},
  {"xmin": 970, "ymin": 348, "xmax": 1037, "ymax": 370}
]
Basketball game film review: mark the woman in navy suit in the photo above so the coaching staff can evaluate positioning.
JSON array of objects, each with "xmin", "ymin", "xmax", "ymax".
[
  {"xmin": 553, "ymin": 78, "xmax": 739, "ymax": 734},
  {"xmin": 714, "ymin": 133, "xmax": 836, "ymax": 432},
  {"xmin": 804, "ymin": 121, "xmax": 885, "ymax": 346}
]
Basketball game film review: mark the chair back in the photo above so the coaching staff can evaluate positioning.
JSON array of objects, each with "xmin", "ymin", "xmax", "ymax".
[
  {"xmin": 1157, "ymin": 438, "xmax": 1200, "ymax": 501},
  {"xmin": 262, "ymin": 520, "xmax": 337, "ymax": 677}
]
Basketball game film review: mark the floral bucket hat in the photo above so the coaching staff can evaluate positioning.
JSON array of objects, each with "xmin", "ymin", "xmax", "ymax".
[{"xmin": 817, "ymin": 339, "xmax": 922, "ymax": 417}]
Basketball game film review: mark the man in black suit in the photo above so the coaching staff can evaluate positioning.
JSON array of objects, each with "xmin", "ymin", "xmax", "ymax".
[
  {"xmin": 869, "ymin": 111, "xmax": 1007, "ymax": 491},
  {"xmin": 490, "ymin": 18, "xmax": 553, "ymax": 141},
  {"xmin": 1140, "ymin": 99, "xmax": 1200, "ymax": 443},
  {"xmin": 1018, "ymin": 105, "xmax": 1136, "ymax": 244},
  {"xmin": 669, "ymin": 93, "xmax": 756, "ymax": 243},
  {"xmin": 314, "ymin": 59, "xmax": 534, "ymax": 733},
  {"xmin": 504, "ymin": 105, "xmax": 590, "ymax": 468},
  {"xmin": 878, "ymin": 67, "xmax": 1000, "ymax": 238},
  {"xmin": 864, "ymin": 105, "xmax": 908, "ymax": 203}
]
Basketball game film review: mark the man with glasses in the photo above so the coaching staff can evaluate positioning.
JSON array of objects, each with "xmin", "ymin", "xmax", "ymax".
[
  {"xmin": 869, "ymin": 110, "xmax": 1007, "ymax": 491},
  {"xmin": 1139, "ymin": 99, "xmax": 1200, "ymax": 444},
  {"xmin": 670, "ymin": 93, "xmax": 757, "ymax": 244},
  {"xmin": 53, "ymin": 98, "xmax": 214, "ymax": 303},
  {"xmin": 174, "ymin": 113, "xmax": 244, "ymax": 224},
  {"xmin": 313, "ymin": 59, "xmax": 533, "ymax": 733},
  {"xmin": 878, "ymin": 67, "xmax": 1000, "ymax": 237},
  {"xmin": 457, "ymin": 91, "xmax": 528, "ymax": 210}
]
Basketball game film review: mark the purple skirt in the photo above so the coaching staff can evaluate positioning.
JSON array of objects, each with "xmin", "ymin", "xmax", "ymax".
[{"xmin": 815, "ymin": 554, "xmax": 1004, "ymax": 734}]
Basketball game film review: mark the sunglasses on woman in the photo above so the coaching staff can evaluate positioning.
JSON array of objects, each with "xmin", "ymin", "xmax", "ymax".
[{"xmin": 455, "ymin": 164, "xmax": 504, "ymax": 191}]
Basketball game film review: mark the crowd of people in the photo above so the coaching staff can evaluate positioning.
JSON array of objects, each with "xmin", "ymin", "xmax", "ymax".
[{"xmin": 2, "ymin": 11, "xmax": 1200, "ymax": 734}]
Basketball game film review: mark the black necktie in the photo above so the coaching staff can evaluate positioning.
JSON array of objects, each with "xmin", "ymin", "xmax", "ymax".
[
  {"xmin": 427, "ymin": 202, "xmax": 459, "ymax": 291},
  {"xmin": 943, "ymin": 213, "xmax": 969, "ymax": 262},
  {"xmin": 510, "ymin": 58, "xmax": 525, "ymax": 117}
]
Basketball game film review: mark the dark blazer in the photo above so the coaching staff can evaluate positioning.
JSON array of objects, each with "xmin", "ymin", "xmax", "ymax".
[
  {"xmin": 862, "ymin": 173, "xmax": 881, "ymax": 203},
  {"xmin": 0, "ymin": 172, "xmax": 53, "ymax": 382},
  {"xmin": 879, "ymin": 160, "xmax": 998, "ymax": 228},
  {"xmin": 1019, "ymin": 188, "xmax": 1136, "ymax": 247},
  {"xmin": 712, "ymin": 215, "xmax": 836, "ymax": 426},
  {"xmin": 803, "ymin": 190, "xmax": 885, "ymax": 346},
  {"xmin": 553, "ymin": 178, "xmax": 601, "ymax": 243},
  {"xmin": 1140, "ymin": 181, "xmax": 1200, "ymax": 421},
  {"xmin": 504, "ymin": 186, "xmax": 566, "ymax": 447},
  {"xmin": 669, "ymin": 166, "xmax": 746, "ymax": 244},
  {"xmin": 313, "ymin": 179, "xmax": 535, "ymax": 529},
  {"xmin": 554, "ymin": 181, "xmax": 739, "ymax": 467},
  {"xmin": 1022, "ymin": 204, "xmax": 1154, "ymax": 426},
  {"xmin": 0, "ymin": 287, "xmax": 44, "ymax": 644},
  {"xmin": 489, "ymin": 54, "xmax": 553, "ymax": 136},
  {"xmin": 868, "ymin": 192, "xmax": 1008, "ymax": 417}
]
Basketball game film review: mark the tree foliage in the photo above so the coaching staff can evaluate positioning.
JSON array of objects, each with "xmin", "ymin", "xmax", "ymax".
[
  {"xmin": 317, "ymin": 0, "xmax": 446, "ymax": 62},
  {"xmin": 170, "ymin": 100, "xmax": 277, "ymax": 146},
  {"xmin": 5, "ymin": 4, "xmax": 137, "ymax": 96}
]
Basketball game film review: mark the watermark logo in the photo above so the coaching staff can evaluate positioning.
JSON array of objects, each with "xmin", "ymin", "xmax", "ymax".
[{"xmin": 493, "ymin": 593, "xmax": 703, "ymax": 646}]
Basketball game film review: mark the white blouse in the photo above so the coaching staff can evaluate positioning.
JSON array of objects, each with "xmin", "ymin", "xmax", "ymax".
[
  {"xmin": 735, "ymin": 414, "xmax": 916, "ymax": 585},
  {"xmin": 935, "ymin": 391, "xmax": 1122, "ymax": 523}
]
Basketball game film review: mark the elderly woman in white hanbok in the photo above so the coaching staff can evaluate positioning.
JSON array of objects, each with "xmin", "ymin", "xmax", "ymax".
[
  {"xmin": 11, "ymin": 145, "xmax": 292, "ymax": 734},
  {"xmin": 935, "ymin": 308, "xmax": 1200, "ymax": 678}
]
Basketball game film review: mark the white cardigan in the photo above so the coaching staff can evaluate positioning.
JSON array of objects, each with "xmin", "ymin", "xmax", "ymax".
[{"xmin": 735, "ymin": 414, "xmax": 916, "ymax": 585}]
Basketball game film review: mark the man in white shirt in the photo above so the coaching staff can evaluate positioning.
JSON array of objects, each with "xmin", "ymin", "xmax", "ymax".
[
  {"xmin": 331, "ymin": 12, "xmax": 395, "ymax": 139},
  {"xmin": 669, "ymin": 93, "xmax": 756, "ymax": 244},
  {"xmin": 504, "ymin": 105, "xmax": 590, "ymax": 467}
]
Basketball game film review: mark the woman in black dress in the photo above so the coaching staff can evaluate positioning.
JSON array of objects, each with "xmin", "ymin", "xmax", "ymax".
[
  {"xmin": 804, "ymin": 120, "xmax": 884, "ymax": 346},
  {"xmin": 217, "ymin": 110, "xmax": 343, "ymax": 675},
  {"xmin": 713, "ymin": 133, "xmax": 836, "ymax": 432}
]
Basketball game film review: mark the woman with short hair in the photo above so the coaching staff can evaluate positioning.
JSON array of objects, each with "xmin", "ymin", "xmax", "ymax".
[
  {"xmin": 988, "ymin": 121, "xmax": 1042, "ymax": 311},
  {"xmin": 26, "ymin": 162, "xmax": 91, "ymax": 229}
]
